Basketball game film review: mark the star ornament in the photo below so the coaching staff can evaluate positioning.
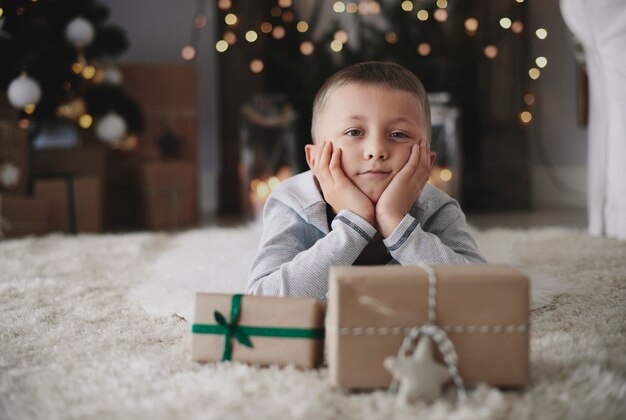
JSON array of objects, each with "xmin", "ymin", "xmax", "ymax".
[{"xmin": 384, "ymin": 335, "xmax": 452, "ymax": 404}]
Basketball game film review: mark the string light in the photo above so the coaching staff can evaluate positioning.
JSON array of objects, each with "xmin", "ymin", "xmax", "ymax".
[
  {"xmin": 535, "ymin": 28, "xmax": 548, "ymax": 39},
  {"xmin": 260, "ymin": 22, "xmax": 273, "ymax": 33},
  {"xmin": 272, "ymin": 26, "xmax": 286, "ymax": 39},
  {"xmin": 71, "ymin": 62, "xmax": 83, "ymax": 74},
  {"xmin": 296, "ymin": 21, "xmax": 309, "ymax": 33},
  {"xmin": 282, "ymin": 11, "xmax": 294, "ymax": 23},
  {"xmin": 215, "ymin": 40, "xmax": 229, "ymax": 52},
  {"xmin": 333, "ymin": 2, "xmax": 346, "ymax": 13},
  {"xmin": 181, "ymin": 45, "xmax": 196, "ymax": 60},
  {"xmin": 204, "ymin": 1, "xmax": 550, "ymax": 126},
  {"xmin": 439, "ymin": 169, "xmax": 452, "ymax": 182},
  {"xmin": 464, "ymin": 18, "xmax": 479, "ymax": 32},
  {"xmin": 245, "ymin": 30, "xmax": 258, "ymax": 43},
  {"xmin": 334, "ymin": 30, "xmax": 349, "ymax": 44},
  {"xmin": 346, "ymin": 2, "xmax": 358, "ymax": 13},
  {"xmin": 434, "ymin": 9, "xmax": 448, "ymax": 22},
  {"xmin": 18, "ymin": 119, "xmax": 30, "ymax": 129},
  {"xmin": 183, "ymin": 0, "xmax": 207, "ymax": 63},
  {"xmin": 250, "ymin": 59, "xmax": 264, "ymax": 74},
  {"xmin": 81, "ymin": 65, "xmax": 96, "ymax": 79},
  {"xmin": 217, "ymin": 0, "xmax": 231, "ymax": 10},
  {"xmin": 78, "ymin": 114, "xmax": 93, "ymax": 128},
  {"xmin": 0, "ymin": 8, "xmax": 4, "ymax": 18},
  {"xmin": 300, "ymin": 41, "xmax": 314, "ymax": 55},
  {"xmin": 330, "ymin": 40, "xmax": 343, "ymax": 52},
  {"xmin": 268, "ymin": 176, "xmax": 280, "ymax": 190},
  {"xmin": 24, "ymin": 104, "xmax": 36, "ymax": 115},
  {"xmin": 535, "ymin": 56, "xmax": 548, "ymax": 68},
  {"xmin": 528, "ymin": 68, "xmax": 540, "ymax": 80},
  {"xmin": 223, "ymin": 31, "xmax": 237, "ymax": 45},
  {"xmin": 417, "ymin": 43, "xmax": 431, "ymax": 56},
  {"xmin": 385, "ymin": 32, "xmax": 398, "ymax": 44},
  {"xmin": 224, "ymin": 13, "xmax": 237, "ymax": 25},
  {"xmin": 484, "ymin": 45, "xmax": 498, "ymax": 59}
]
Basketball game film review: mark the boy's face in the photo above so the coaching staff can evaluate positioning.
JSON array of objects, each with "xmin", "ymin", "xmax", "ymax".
[{"xmin": 307, "ymin": 83, "xmax": 434, "ymax": 204}]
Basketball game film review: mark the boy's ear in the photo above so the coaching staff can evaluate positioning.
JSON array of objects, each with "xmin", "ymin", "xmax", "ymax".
[
  {"xmin": 429, "ymin": 151, "xmax": 437, "ymax": 167},
  {"xmin": 305, "ymin": 144, "xmax": 317, "ymax": 169}
]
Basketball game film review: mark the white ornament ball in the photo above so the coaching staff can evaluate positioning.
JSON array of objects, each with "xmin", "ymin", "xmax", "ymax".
[
  {"xmin": 0, "ymin": 162, "xmax": 20, "ymax": 188},
  {"xmin": 103, "ymin": 66, "xmax": 124, "ymax": 85},
  {"xmin": 65, "ymin": 17, "xmax": 95, "ymax": 49},
  {"xmin": 95, "ymin": 113, "xmax": 127, "ymax": 143},
  {"xmin": 7, "ymin": 74, "xmax": 42, "ymax": 109}
]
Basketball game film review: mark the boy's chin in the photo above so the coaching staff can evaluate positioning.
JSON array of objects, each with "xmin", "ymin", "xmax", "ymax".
[{"xmin": 362, "ymin": 189, "xmax": 384, "ymax": 205}]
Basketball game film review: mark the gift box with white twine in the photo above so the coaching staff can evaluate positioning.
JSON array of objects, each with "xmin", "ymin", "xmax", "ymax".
[{"xmin": 326, "ymin": 265, "xmax": 530, "ymax": 390}]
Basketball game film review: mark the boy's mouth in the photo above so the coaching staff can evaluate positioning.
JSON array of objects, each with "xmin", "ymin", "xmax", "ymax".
[{"xmin": 359, "ymin": 170, "xmax": 391, "ymax": 176}]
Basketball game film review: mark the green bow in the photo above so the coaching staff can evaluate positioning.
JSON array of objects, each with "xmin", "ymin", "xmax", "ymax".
[
  {"xmin": 213, "ymin": 294, "xmax": 253, "ymax": 360},
  {"xmin": 192, "ymin": 294, "xmax": 325, "ymax": 361}
]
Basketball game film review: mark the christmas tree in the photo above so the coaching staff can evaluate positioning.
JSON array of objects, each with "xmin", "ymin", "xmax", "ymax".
[{"xmin": 0, "ymin": 0, "xmax": 143, "ymax": 148}]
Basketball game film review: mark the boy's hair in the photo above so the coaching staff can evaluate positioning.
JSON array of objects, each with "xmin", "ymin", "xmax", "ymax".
[{"xmin": 311, "ymin": 61, "xmax": 431, "ymax": 142}]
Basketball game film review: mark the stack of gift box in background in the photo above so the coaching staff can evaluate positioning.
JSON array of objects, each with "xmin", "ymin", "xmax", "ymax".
[
  {"xmin": 0, "ymin": 71, "xmax": 198, "ymax": 239},
  {"xmin": 191, "ymin": 265, "xmax": 531, "ymax": 400}
]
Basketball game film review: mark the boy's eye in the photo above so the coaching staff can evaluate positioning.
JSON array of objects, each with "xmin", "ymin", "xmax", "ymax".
[
  {"xmin": 345, "ymin": 129, "xmax": 363, "ymax": 137},
  {"xmin": 390, "ymin": 131, "xmax": 409, "ymax": 139}
]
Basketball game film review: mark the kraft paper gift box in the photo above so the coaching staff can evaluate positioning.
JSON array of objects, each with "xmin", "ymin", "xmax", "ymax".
[
  {"xmin": 192, "ymin": 293, "xmax": 325, "ymax": 369},
  {"xmin": 34, "ymin": 176, "xmax": 103, "ymax": 234},
  {"xmin": 326, "ymin": 265, "xmax": 530, "ymax": 390},
  {"xmin": 31, "ymin": 146, "xmax": 108, "ymax": 178},
  {"xmin": 140, "ymin": 161, "xmax": 196, "ymax": 229},
  {"xmin": 0, "ymin": 194, "xmax": 49, "ymax": 238}
]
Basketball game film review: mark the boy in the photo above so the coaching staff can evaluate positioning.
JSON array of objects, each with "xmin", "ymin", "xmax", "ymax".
[{"xmin": 247, "ymin": 61, "xmax": 486, "ymax": 302}]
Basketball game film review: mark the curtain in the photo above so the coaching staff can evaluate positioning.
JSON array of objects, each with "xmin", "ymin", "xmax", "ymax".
[{"xmin": 561, "ymin": 0, "xmax": 626, "ymax": 240}]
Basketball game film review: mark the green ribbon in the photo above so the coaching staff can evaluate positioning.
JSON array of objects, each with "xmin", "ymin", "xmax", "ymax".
[{"xmin": 192, "ymin": 294, "xmax": 325, "ymax": 361}]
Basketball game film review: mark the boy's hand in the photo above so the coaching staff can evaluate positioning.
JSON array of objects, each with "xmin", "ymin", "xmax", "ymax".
[
  {"xmin": 376, "ymin": 142, "xmax": 434, "ymax": 238},
  {"xmin": 310, "ymin": 141, "xmax": 376, "ymax": 226}
]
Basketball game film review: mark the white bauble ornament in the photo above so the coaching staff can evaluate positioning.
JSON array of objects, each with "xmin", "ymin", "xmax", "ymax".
[
  {"xmin": 0, "ymin": 162, "xmax": 20, "ymax": 188},
  {"xmin": 7, "ymin": 74, "xmax": 42, "ymax": 109},
  {"xmin": 65, "ymin": 17, "xmax": 95, "ymax": 49},
  {"xmin": 95, "ymin": 112, "xmax": 127, "ymax": 143},
  {"xmin": 103, "ymin": 66, "xmax": 124, "ymax": 85}
]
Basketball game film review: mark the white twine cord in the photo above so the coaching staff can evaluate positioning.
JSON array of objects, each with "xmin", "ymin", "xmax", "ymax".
[{"xmin": 388, "ymin": 264, "xmax": 468, "ymax": 402}]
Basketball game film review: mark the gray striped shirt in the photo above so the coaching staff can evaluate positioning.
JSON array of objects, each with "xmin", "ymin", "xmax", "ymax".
[{"xmin": 246, "ymin": 171, "xmax": 486, "ymax": 302}]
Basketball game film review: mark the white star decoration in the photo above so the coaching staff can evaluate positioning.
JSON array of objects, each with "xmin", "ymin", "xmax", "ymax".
[{"xmin": 384, "ymin": 336, "xmax": 451, "ymax": 404}]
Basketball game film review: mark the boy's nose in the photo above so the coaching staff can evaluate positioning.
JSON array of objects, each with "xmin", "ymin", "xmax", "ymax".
[{"xmin": 364, "ymin": 136, "xmax": 389, "ymax": 160}]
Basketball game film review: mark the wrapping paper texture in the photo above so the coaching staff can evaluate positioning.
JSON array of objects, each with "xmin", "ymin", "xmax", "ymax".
[{"xmin": 326, "ymin": 265, "xmax": 530, "ymax": 389}]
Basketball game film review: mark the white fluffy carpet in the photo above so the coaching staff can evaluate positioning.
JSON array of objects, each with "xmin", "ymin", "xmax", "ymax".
[{"xmin": 1, "ymin": 225, "xmax": 625, "ymax": 419}]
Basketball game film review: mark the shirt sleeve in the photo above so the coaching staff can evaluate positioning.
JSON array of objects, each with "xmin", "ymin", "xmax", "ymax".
[
  {"xmin": 382, "ymin": 201, "xmax": 487, "ymax": 265},
  {"xmin": 246, "ymin": 198, "xmax": 376, "ymax": 302}
]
